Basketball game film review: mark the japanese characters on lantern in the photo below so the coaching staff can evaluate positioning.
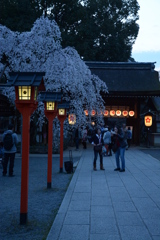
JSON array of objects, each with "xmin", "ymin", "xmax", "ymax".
[{"xmin": 144, "ymin": 115, "xmax": 152, "ymax": 127}]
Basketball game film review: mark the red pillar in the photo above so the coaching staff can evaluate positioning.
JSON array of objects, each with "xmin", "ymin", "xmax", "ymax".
[
  {"xmin": 45, "ymin": 112, "xmax": 57, "ymax": 188},
  {"xmin": 47, "ymin": 117, "xmax": 53, "ymax": 188},
  {"xmin": 20, "ymin": 110, "xmax": 30, "ymax": 224},
  {"xmin": 15, "ymin": 102, "xmax": 37, "ymax": 225},
  {"xmin": 57, "ymin": 116, "xmax": 66, "ymax": 173},
  {"xmin": 59, "ymin": 120, "xmax": 64, "ymax": 172}
]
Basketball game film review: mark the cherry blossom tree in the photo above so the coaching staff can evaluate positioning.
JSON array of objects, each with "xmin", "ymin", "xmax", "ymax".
[{"xmin": 0, "ymin": 16, "xmax": 108, "ymax": 149}]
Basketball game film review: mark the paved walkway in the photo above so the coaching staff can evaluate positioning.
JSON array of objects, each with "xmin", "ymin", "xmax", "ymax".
[{"xmin": 47, "ymin": 146, "xmax": 160, "ymax": 240}]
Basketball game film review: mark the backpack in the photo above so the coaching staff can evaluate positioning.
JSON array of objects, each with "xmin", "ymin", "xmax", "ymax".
[{"xmin": 3, "ymin": 133, "xmax": 13, "ymax": 151}]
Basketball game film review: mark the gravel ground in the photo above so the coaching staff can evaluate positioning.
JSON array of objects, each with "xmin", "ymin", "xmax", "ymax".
[{"xmin": 0, "ymin": 152, "xmax": 81, "ymax": 240}]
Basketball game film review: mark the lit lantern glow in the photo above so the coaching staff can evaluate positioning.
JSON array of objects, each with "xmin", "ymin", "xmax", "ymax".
[
  {"xmin": 144, "ymin": 116, "xmax": 152, "ymax": 127},
  {"xmin": 103, "ymin": 110, "xmax": 109, "ymax": 117},
  {"xmin": 91, "ymin": 121, "xmax": 95, "ymax": 126},
  {"xmin": 122, "ymin": 110, "xmax": 128, "ymax": 117},
  {"xmin": 110, "ymin": 110, "xmax": 115, "ymax": 116},
  {"xmin": 91, "ymin": 110, "xmax": 96, "ymax": 116},
  {"xmin": 116, "ymin": 110, "xmax": 121, "ymax": 116},
  {"xmin": 129, "ymin": 111, "xmax": 135, "ymax": 117},
  {"xmin": 84, "ymin": 110, "xmax": 89, "ymax": 116},
  {"xmin": 18, "ymin": 86, "xmax": 31, "ymax": 100},
  {"xmin": 68, "ymin": 114, "xmax": 76, "ymax": 125},
  {"xmin": 46, "ymin": 102, "xmax": 55, "ymax": 110},
  {"xmin": 58, "ymin": 108, "xmax": 65, "ymax": 116}
]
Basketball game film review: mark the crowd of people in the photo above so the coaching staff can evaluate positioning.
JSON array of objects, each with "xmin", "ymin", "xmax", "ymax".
[
  {"xmin": 73, "ymin": 123, "xmax": 132, "ymax": 172},
  {"xmin": 1, "ymin": 122, "xmax": 132, "ymax": 176}
]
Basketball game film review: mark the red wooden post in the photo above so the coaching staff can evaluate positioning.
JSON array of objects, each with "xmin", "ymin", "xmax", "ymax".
[
  {"xmin": 45, "ymin": 112, "xmax": 57, "ymax": 188},
  {"xmin": 20, "ymin": 109, "xmax": 30, "ymax": 224},
  {"xmin": 57, "ymin": 115, "xmax": 66, "ymax": 173},
  {"xmin": 9, "ymin": 72, "xmax": 45, "ymax": 225},
  {"xmin": 59, "ymin": 120, "xmax": 64, "ymax": 172},
  {"xmin": 15, "ymin": 102, "xmax": 37, "ymax": 225}
]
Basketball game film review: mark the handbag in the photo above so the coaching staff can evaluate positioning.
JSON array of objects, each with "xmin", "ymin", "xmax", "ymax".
[{"xmin": 94, "ymin": 145, "xmax": 102, "ymax": 152}]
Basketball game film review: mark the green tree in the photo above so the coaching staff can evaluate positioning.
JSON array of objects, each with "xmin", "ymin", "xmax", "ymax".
[
  {"xmin": 51, "ymin": 0, "xmax": 140, "ymax": 61},
  {"xmin": 0, "ymin": 0, "xmax": 43, "ymax": 32},
  {"xmin": 0, "ymin": 0, "xmax": 139, "ymax": 61}
]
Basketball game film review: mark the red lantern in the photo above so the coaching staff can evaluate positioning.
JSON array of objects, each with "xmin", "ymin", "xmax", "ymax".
[
  {"xmin": 103, "ymin": 110, "xmax": 109, "ymax": 117},
  {"xmin": 91, "ymin": 110, "xmax": 96, "ymax": 116},
  {"xmin": 122, "ymin": 110, "xmax": 128, "ymax": 117},
  {"xmin": 110, "ymin": 110, "xmax": 115, "ymax": 116},
  {"xmin": 84, "ymin": 110, "xmax": 89, "ymax": 116},
  {"xmin": 129, "ymin": 111, "xmax": 135, "ymax": 117},
  {"xmin": 144, "ymin": 116, "xmax": 152, "ymax": 127},
  {"xmin": 116, "ymin": 110, "xmax": 121, "ymax": 116},
  {"xmin": 68, "ymin": 114, "xmax": 76, "ymax": 125}
]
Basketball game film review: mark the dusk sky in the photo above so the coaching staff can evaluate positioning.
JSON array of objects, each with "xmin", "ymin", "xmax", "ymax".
[{"xmin": 132, "ymin": 0, "xmax": 160, "ymax": 71}]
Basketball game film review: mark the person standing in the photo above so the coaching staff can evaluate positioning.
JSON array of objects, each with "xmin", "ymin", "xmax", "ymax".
[
  {"xmin": 103, "ymin": 126, "xmax": 112, "ymax": 156},
  {"xmin": 2, "ymin": 124, "xmax": 18, "ymax": 177},
  {"xmin": 92, "ymin": 128, "xmax": 105, "ymax": 171},
  {"xmin": 74, "ymin": 126, "xmax": 81, "ymax": 150},
  {"xmin": 127, "ymin": 126, "xmax": 132, "ymax": 148},
  {"xmin": 82, "ymin": 128, "xmax": 87, "ymax": 149},
  {"xmin": 112, "ymin": 124, "xmax": 127, "ymax": 172}
]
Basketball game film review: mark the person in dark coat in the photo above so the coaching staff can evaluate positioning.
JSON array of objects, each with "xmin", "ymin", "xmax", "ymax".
[
  {"xmin": 91, "ymin": 128, "xmax": 105, "ymax": 171},
  {"xmin": 112, "ymin": 124, "xmax": 127, "ymax": 172},
  {"xmin": 74, "ymin": 126, "xmax": 81, "ymax": 150},
  {"xmin": 2, "ymin": 124, "xmax": 18, "ymax": 176}
]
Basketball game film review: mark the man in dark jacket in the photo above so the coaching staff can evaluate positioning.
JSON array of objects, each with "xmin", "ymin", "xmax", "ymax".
[
  {"xmin": 91, "ymin": 128, "xmax": 105, "ymax": 171},
  {"xmin": 112, "ymin": 124, "xmax": 127, "ymax": 172},
  {"xmin": 2, "ymin": 124, "xmax": 18, "ymax": 177}
]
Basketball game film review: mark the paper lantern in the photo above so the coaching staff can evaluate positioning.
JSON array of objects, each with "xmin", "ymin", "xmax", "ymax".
[
  {"xmin": 122, "ymin": 110, "xmax": 128, "ymax": 117},
  {"xmin": 129, "ymin": 111, "xmax": 135, "ymax": 117},
  {"xmin": 68, "ymin": 114, "xmax": 76, "ymax": 125},
  {"xmin": 116, "ymin": 110, "xmax": 121, "ymax": 116},
  {"xmin": 84, "ymin": 110, "xmax": 89, "ymax": 116},
  {"xmin": 110, "ymin": 110, "xmax": 115, "ymax": 116},
  {"xmin": 103, "ymin": 110, "xmax": 109, "ymax": 117},
  {"xmin": 91, "ymin": 110, "xmax": 96, "ymax": 116},
  {"xmin": 144, "ymin": 116, "xmax": 152, "ymax": 127}
]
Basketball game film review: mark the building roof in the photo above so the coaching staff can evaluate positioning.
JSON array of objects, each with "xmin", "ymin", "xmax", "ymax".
[
  {"xmin": 57, "ymin": 102, "xmax": 70, "ymax": 109},
  {"xmin": 7, "ymin": 72, "xmax": 45, "ymax": 86},
  {"xmin": 39, "ymin": 91, "xmax": 62, "ymax": 102},
  {"xmin": 86, "ymin": 62, "xmax": 160, "ymax": 96}
]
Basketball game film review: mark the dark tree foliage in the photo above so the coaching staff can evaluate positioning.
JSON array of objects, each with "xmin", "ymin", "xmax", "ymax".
[
  {"xmin": 0, "ymin": 0, "xmax": 43, "ymax": 32},
  {"xmin": 0, "ymin": 0, "xmax": 139, "ymax": 61},
  {"xmin": 51, "ymin": 0, "xmax": 140, "ymax": 61}
]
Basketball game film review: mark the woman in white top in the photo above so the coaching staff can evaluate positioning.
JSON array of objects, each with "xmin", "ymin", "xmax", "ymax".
[{"xmin": 103, "ymin": 127, "xmax": 112, "ymax": 156}]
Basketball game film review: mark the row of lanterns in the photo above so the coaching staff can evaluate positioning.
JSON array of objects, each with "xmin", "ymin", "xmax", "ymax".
[
  {"xmin": 68, "ymin": 109, "xmax": 136, "ymax": 125},
  {"xmin": 84, "ymin": 109, "xmax": 135, "ymax": 117}
]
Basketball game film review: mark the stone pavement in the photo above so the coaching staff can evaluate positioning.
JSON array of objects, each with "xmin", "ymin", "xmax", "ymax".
[{"xmin": 47, "ymin": 146, "xmax": 160, "ymax": 240}]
